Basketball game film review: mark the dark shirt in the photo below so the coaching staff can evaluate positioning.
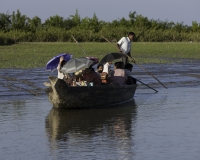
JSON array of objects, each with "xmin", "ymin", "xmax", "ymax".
[
  {"xmin": 83, "ymin": 71, "xmax": 102, "ymax": 85},
  {"xmin": 110, "ymin": 69, "xmax": 127, "ymax": 85}
]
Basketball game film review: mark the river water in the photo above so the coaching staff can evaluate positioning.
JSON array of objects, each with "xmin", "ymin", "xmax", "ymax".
[{"xmin": 0, "ymin": 63, "xmax": 200, "ymax": 160}]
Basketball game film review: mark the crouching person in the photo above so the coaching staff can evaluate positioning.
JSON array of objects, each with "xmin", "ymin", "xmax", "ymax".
[
  {"xmin": 63, "ymin": 73, "xmax": 74, "ymax": 86},
  {"xmin": 110, "ymin": 62, "xmax": 127, "ymax": 85},
  {"xmin": 96, "ymin": 64, "xmax": 109, "ymax": 84},
  {"xmin": 83, "ymin": 67, "xmax": 102, "ymax": 85}
]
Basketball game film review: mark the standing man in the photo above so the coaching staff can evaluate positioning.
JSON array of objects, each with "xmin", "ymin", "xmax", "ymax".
[{"xmin": 117, "ymin": 32, "xmax": 135, "ymax": 65}]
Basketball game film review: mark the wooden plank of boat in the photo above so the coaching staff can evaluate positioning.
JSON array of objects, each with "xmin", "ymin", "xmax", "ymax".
[{"xmin": 44, "ymin": 76, "xmax": 137, "ymax": 109}]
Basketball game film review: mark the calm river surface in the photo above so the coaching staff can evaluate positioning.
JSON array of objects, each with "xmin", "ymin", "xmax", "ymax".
[{"xmin": 0, "ymin": 63, "xmax": 200, "ymax": 160}]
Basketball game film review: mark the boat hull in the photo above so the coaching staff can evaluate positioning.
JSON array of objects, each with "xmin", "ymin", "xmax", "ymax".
[{"xmin": 45, "ymin": 76, "xmax": 137, "ymax": 109}]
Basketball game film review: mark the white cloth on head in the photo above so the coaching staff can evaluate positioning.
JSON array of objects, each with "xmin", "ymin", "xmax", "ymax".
[
  {"xmin": 117, "ymin": 37, "xmax": 132, "ymax": 54},
  {"xmin": 103, "ymin": 62, "xmax": 111, "ymax": 74}
]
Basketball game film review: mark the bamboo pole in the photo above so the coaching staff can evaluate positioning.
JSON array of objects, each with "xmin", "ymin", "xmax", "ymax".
[
  {"xmin": 71, "ymin": 36, "xmax": 87, "ymax": 55},
  {"xmin": 135, "ymin": 78, "xmax": 158, "ymax": 93}
]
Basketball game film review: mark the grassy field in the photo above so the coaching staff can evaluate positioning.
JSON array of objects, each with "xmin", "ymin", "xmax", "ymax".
[{"xmin": 0, "ymin": 42, "xmax": 200, "ymax": 69}]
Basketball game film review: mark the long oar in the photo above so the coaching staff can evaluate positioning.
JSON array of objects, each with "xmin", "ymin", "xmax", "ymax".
[
  {"xmin": 101, "ymin": 35, "xmax": 167, "ymax": 89},
  {"xmin": 71, "ymin": 36, "xmax": 87, "ymax": 55},
  {"xmin": 133, "ymin": 77, "xmax": 158, "ymax": 93}
]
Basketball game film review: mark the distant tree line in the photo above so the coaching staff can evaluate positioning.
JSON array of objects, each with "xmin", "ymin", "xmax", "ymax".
[{"xmin": 0, "ymin": 9, "xmax": 200, "ymax": 44}]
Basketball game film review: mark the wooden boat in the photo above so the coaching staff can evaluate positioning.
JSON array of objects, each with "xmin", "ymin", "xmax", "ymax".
[{"xmin": 44, "ymin": 76, "xmax": 137, "ymax": 109}]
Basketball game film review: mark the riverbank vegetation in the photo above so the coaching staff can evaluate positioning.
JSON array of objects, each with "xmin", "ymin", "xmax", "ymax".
[
  {"xmin": 0, "ymin": 42, "xmax": 199, "ymax": 69},
  {"xmin": 0, "ymin": 10, "xmax": 200, "ymax": 45}
]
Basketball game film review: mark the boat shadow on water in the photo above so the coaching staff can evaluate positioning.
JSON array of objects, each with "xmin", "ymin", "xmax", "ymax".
[{"xmin": 45, "ymin": 99, "xmax": 137, "ymax": 142}]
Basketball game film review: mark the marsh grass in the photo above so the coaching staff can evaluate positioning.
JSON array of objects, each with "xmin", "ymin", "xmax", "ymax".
[{"xmin": 0, "ymin": 42, "xmax": 200, "ymax": 69}]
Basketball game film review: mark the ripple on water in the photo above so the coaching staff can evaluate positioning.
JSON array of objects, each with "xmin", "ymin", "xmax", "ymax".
[{"xmin": 0, "ymin": 64, "xmax": 200, "ymax": 159}]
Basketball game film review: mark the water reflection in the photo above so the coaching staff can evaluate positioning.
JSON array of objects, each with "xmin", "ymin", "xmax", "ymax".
[
  {"xmin": 45, "ymin": 100, "xmax": 137, "ymax": 158},
  {"xmin": 0, "ymin": 100, "xmax": 26, "ymax": 121}
]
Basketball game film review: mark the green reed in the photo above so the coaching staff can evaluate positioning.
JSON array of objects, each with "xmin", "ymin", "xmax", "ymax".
[{"xmin": 0, "ymin": 42, "xmax": 199, "ymax": 69}]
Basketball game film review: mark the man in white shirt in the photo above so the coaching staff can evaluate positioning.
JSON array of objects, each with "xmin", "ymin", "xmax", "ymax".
[{"xmin": 117, "ymin": 32, "xmax": 135, "ymax": 65}]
